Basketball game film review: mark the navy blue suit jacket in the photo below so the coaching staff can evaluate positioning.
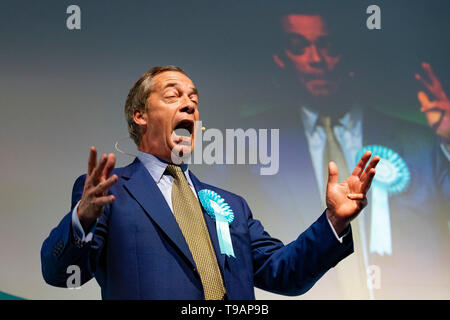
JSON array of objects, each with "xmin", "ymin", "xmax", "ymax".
[{"xmin": 41, "ymin": 158, "xmax": 353, "ymax": 299}]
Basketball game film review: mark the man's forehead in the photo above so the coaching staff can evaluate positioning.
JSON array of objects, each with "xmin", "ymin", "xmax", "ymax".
[
  {"xmin": 281, "ymin": 14, "xmax": 328, "ymax": 39},
  {"xmin": 152, "ymin": 71, "xmax": 196, "ymax": 91}
]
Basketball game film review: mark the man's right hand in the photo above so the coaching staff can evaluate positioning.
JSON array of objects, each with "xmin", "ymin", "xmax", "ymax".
[{"xmin": 77, "ymin": 146, "xmax": 118, "ymax": 232}]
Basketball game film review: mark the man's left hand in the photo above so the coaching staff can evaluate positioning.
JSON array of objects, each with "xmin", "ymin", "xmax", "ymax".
[
  {"xmin": 325, "ymin": 151, "xmax": 380, "ymax": 235},
  {"xmin": 415, "ymin": 62, "xmax": 450, "ymax": 142}
]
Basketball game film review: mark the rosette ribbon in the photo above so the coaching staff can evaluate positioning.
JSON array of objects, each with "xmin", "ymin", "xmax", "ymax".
[
  {"xmin": 356, "ymin": 145, "xmax": 410, "ymax": 256},
  {"xmin": 198, "ymin": 189, "xmax": 235, "ymax": 258}
]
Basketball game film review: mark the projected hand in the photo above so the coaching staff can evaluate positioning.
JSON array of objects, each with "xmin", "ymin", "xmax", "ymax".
[
  {"xmin": 415, "ymin": 62, "xmax": 450, "ymax": 141},
  {"xmin": 77, "ymin": 147, "xmax": 118, "ymax": 231},
  {"xmin": 325, "ymin": 151, "xmax": 380, "ymax": 235}
]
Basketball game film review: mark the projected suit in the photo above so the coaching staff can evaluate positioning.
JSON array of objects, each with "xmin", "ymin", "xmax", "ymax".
[
  {"xmin": 232, "ymin": 105, "xmax": 450, "ymax": 299},
  {"xmin": 228, "ymin": 12, "xmax": 450, "ymax": 298}
]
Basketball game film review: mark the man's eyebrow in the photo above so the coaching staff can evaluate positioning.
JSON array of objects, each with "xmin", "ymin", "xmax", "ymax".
[{"xmin": 163, "ymin": 82, "xmax": 198, "ymax": 96}]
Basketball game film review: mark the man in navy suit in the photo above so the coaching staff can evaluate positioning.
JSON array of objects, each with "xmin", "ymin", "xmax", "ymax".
[{"xmin": 41, "ymin": 65, "xmax": 379, "ymax": 299}]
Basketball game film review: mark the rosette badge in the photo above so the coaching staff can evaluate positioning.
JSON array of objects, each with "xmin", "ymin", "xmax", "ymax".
[
  {"xmin": 356, "ymin": 145, "xmax": 410, "ymax": 256},
  {"xmin": 198, "ymin": 189, "xmax": 235, "ymax": 258}
]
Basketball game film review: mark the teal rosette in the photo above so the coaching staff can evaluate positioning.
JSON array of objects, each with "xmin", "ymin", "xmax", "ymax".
[
  {"xmin": 198, "ymin": 189, "xmax": 235, "ymax": 257},
  {"xmin": 355, "ymin": 145, "xmax": 410, "ymax": 256}
]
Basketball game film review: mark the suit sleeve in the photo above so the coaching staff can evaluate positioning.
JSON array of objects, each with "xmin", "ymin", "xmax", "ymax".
[
  {"xmin": 242, "ymin": 197, "xmax": 354, "ymax": 296},
  {"xmin": 40, "ymin": 175, "xmax": 109, "ymax": 288}
]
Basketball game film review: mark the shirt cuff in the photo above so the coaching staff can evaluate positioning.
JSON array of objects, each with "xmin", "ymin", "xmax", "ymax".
[
  {"xmin": 327, "ymin": 216, "xmax": 350, "ymax": 244},
  {"xmin": 71, "ymin": 200, "xmax": 96, "ymax": 245}
]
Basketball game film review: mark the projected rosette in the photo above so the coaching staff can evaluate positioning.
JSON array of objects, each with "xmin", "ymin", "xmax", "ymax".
[{"xmin": 356, "ymin": 145, "xmax": 410, "ymax": 255}]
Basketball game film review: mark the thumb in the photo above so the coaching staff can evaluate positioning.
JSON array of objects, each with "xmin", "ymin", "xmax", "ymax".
[
  {"xmin": 418, "ymin": 91, "xmax": 433, "ymax": 112},
  {"xmin": 328, "ymin": 161, "xmax": 338, "ymax": 185}
]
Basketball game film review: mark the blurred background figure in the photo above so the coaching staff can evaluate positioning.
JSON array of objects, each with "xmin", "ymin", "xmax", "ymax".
[{"xmin": 232, "ymin": 2, "xmax": 449, "ymax": 299}]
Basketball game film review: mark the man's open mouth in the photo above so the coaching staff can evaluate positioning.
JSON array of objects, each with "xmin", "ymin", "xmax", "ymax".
[{"xmin": 172, "ymin": 119, "xmax": 194, "ymax": 143}]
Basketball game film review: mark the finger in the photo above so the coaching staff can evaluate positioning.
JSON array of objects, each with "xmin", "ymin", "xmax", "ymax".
[
  {"xmin": 347, "ymin": 193, "xmax": 365, "ymax": 200},
  {"xmin": 327, "ymin": 161, "xmax": 338, "ymax": 185},
  {"xmin": 93, "ymin": 195, "xmax": 116, "ymax": 207},
  {"xmin": 87, "ymin": 146, "xmax": 97, "ymax": 176},
  {"xmin": 91, "ymin": 154, "xmax": 108, "ymax": 185},
  {"xmin": 415, "ymin": 72, "xmax": 434, "ymax": 94},
  {"xmin": 361, "ymin": 168, "xmax": 376, "ymax": 194},
  {"xmin": 421, "ymin": 62, "xmax": 447, "ymax": 100},
  {"xmin": 94, "ymin": 174, "xmax": 118, "ymax": 196},
  {"xmin": 347, "ymin": 194, "xmax": 368, "ymax": 209},
  {"xmin": 360, "ymin": 155, "xmax": 380, "ymax": 183},
  {"xmin": 422, "ymin": 62, "xmax": 438, "ymax": 84},
  {"xmin": 103, "ymin": 153, "xmax": 116, "ymax": 179},
  {"xmin": 417, "ymin": 91, "xmax": 434, "ymax": 112},
  {"xmin": 351, "ymin": 151, "xmax": 372, "ymax": 177}
]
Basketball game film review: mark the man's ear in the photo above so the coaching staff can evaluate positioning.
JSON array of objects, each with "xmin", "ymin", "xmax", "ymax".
[
  {"xmin": 133, "ymin": 109, "xmax": 148, "ymax": 126},
  {"xmin": 273, "ymin": 53, "xmax": 285, "ymax": 69}
]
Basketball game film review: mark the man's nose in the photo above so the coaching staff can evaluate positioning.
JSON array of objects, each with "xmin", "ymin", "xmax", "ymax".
[
  {"xmin": 179, "ymin": 95, "xmax": 196, "ymax": 114},
  {"xmin": 308, "ymin": 44, "xmax": 323, "ymax": 62},
  {"xmin": 307, "ymin": 44, "xmax": 327, "ymax": 69}
]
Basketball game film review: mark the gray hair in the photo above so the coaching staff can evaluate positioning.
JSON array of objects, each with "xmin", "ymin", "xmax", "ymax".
[{"xmin": 124, "ymin": 65, "xmax": 187, "ymax": 146}]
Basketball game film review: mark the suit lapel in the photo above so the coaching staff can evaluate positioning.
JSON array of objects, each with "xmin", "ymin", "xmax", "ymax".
[
  {"xmin": 122, "ymin": 158, "xmax": 196, "ymax": 269},
  {"xmin": 188, "ymin": 171, "xmax": 227, "ymax": 276},
  {"xmin": 362, "ymin": 109, "xmax": 403, "ymax": 153}
]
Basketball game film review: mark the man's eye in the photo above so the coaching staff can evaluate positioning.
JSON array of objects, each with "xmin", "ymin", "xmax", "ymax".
[{"xmin": 285, "ymin": 33, "xmax": 309, "ymax": 56}]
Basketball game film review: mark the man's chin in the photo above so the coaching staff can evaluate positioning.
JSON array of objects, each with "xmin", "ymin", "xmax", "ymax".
[{"xmin": 305, "ymin": 80, "xmax": 336, "ymax": 97}]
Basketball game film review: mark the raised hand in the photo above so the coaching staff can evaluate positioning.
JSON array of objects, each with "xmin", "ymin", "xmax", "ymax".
[
  {"xmin": 325, "ymin": 151, "xmax": 380, "ymax": 235},
  {"xmin": 77, "ymin": 147, "xmax": 118, "ymax": 231},
  {"xmin": 415, "ymin": 62, "xmax": 450, "ymax": 141}
]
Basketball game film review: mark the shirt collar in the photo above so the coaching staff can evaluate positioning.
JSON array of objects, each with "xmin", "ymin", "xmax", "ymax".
[
  {"xmin": 339, "ymin": 107, "xmax": 362, "ymax": 131},
  {"xmin": 299, "ymin": 105, "xmax": 362, "ymax": 133},
  {"xmin": 299, "ymin": 106, "xmax": 320, "ymax": 134},
  {"xmin": 137, "ymin": 151, "xmax": 193, "ymax": 186}
]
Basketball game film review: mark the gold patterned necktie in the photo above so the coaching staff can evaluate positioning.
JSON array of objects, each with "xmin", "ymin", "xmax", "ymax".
[
  {"xmin": 321, "ymin": 116, "xmax": 349, "ymax": 187},
  {"xmin": 320, "ymin": 116, "xmax": 369, "ymax": 299},
  {"xmin": 165, "ymin": 164, "xmax": 226, "ymax": 300}
]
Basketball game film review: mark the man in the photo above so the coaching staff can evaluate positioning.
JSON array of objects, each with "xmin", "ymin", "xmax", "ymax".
[
  {"xmin": 41, "ymin": 65, "xmax": 379, "ymax": 299},
  {"xmin": 235, "ymin": 12, "xmax": 449, "ymax": 299}
]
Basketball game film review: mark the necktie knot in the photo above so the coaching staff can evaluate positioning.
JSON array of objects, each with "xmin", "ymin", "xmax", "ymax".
[
  {"xmin": 166, "ymin": 164, "xmax": 185, "ymax": 180},
  {"xmin": 319, "ymin": 115, "xmax": 334, "ymax": 131}
]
